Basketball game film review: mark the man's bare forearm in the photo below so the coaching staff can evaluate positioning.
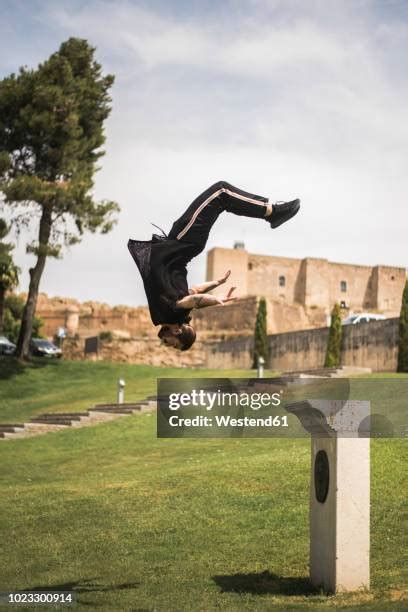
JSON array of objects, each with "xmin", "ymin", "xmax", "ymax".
[
  {"xmin": 176, "ymin": 289, "xmax": 237, "ymax": 310},
  {"xmin": 176, "ymin": 293, "xmax": 221, "ymax": 309}
]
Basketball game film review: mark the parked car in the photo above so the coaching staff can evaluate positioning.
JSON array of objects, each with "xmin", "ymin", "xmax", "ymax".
[
  {"xmin": 0, "ymin": 336, "xmax": 16, "ymax": 356},
  {"xmin": 342, "ymin": 313, "xmax": 386, "ymax": 325},
  {"xmin": 30, "ymin": 338, "xmax": 62, "ymax": 358}
]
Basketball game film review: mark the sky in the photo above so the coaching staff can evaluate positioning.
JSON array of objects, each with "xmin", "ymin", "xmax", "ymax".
[{"xmin": 1, "ymin": 0, "xmax": 407, "ymax": 307}]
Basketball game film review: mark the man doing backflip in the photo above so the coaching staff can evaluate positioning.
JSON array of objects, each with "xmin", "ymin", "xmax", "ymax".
[{"xmin": 128, "ymin": 181, "xmax": 300, "ymax": 351}]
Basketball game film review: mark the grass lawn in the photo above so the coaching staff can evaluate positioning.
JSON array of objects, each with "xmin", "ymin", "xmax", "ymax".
[
  {"xmin": 0, "ymin": 361, "xmax": 407, "ymax": 610},
  {"xmin": 0, "ymin": 359, "xmax": 265, "ymax": 424}
]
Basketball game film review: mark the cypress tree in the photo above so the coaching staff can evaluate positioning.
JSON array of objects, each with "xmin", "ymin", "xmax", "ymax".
[
  {"xmin": 324, "ymin": 303, "xmax": 342, "ymax": 368},
  {"xmin": 253, "ymin": 297, "xmax": 269, "ymax": 368},
  {"xmin": 397, "ymin": 281, "xmax": 408, "ymax": 372}
]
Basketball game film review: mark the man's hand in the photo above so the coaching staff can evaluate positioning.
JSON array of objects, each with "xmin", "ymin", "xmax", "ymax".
[
  {"xmin": 217, "ymin": 269, "xmax": 231, "ymax": 286},
  {"xmin": 189, "ymin": 270, "xmax": 232, "ymax": 295},
  {"xmin": 215, "ymin": 286, "xmax": 237, "ymax": 305}
]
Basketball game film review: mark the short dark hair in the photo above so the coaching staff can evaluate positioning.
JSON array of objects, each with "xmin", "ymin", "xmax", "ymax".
[{"xmin": 178, "ymin": 323, "xmax": 196, "ymax": 351}]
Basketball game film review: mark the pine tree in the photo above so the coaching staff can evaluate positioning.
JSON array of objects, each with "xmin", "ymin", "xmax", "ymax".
[
  {"xmin": 397, "ymin": 281, "xmax": 408, "ymax": 372},
  {"xmin": 0, "ymin": 38, "xmax": 120, "ymax": 358},
  {"xmin": 324, "ymin": 303, "xmax": 342, "ymax": 368},
  {"xmin": 253, "ymin": 297, "xmax": 269, "ymax": 368}
]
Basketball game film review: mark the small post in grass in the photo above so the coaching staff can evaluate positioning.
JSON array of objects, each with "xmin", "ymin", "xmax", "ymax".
[
  {"xmin": 257, "ymin": 355, "xmax": 264, "ymax": 378},
  {"xmin": 286, "ymin": 400, "xmax": 370, "ymax": 593},
  {"xmin": 117, "ymin": 379, "xmax": 126, "ymax": 404}
]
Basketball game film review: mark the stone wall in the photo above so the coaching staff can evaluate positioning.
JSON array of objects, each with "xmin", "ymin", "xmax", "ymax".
[
  {"xmin": 59, "ymin": 317, "xmax": 399, "ymax": 371},
  {"xmin": 248, "ymin": 253, "xmax": 305, "ymax": 304},
  {"xmin": 207, "ymin": 247, "xmax": 249, "ymax": 296},
  {"xmin": 268, "ymin": 326, "xmax": 330, "ymax": 372},
  {"xmin": 192, "ymin": 297, "xmax": 258, "ymax": 335},
  {"xmin": 193, "ymin": 296, "xmax": 327, "ymax": 336},
  {"xmin": 205, "ymin": 318, "xmax": 400, "ymax": 372},
  {"xmin": 340, "ymin": 317, "xmax": 399, "ymax": 372},
  {"xmin": 31, "ymin": 293, "xmax": 155, "ymax": 339},
  {"xmin": 62, "ymin": 335, "xmax": 206, "ymax": 368},
  {"xmin": 205, "ymin": 335, "xmax": 254, "ymax": 370},
  {"xmin": 375, "ymin": 266, "xmax": 406, "ymax": 312},
  {"xmin": 30, "ymin": 289, "xmax": 400, "ymax": 371},
  {"xmin": 34, "ymin": 292, "xmax": 325, "ymax": 342}
]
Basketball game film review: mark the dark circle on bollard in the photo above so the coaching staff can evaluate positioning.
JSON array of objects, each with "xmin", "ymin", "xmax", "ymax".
[{"xmin": 314, "ymin": 450, "xmax": 330, "ymax": 503}]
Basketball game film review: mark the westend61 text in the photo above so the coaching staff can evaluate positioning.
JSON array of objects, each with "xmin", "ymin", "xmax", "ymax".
[
  {"xmin": 168, "ymin": 390, "xmax": 282, "ymax": 411},
  {"xmin": 168, "ymin": 415, "xmax": 289, "ymax": 427}
]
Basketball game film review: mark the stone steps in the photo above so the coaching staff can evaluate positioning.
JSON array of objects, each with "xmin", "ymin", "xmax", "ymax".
[
  {"xmin": 282, "ymin": 366, "xmax": 372, "ymax": 378},
  {"xmin": 283, "ymin": 367, "xmax": 340, "ymax": 376},
  {"xmin": 30, "ymin": 418, "xmax": 74, "ymax": 426},
  {"xmin": 89, "ymin": 403, "xmax": 144, "ymax": 414},
  {"xmin": 40, "ymin": 412, "xmax": 90, "ymax": 418},
  {"xmin": 93, "ymin": 402, "xmax": 148, "ymax": 407},
  {"xmin": 33, "ymin": 415, "xmax": 83, "ymax": 421},
  {"xmin": 0, "ymin": 423, "xmax": 25, "ymax": 431},
  {"xmin": 0, "ymin": 424, "xmax": 26, "ymax": 438},
  {"xmin": 1, "ymin": 398, "xmax": 157, "ymax": 441},
  {"xmin": 92, "ymin": 408, "xmax": 136, "ymax": 415}
]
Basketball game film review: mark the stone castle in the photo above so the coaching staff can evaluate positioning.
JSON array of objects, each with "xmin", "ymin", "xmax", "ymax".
[{"xmin": 206, "ymin": 246, "xmax": 406, "ymax": 315}]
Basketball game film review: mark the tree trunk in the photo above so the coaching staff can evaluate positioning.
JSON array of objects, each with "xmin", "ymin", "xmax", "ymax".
[
  {"xmin": 15, "ymin": 207, "xmax": 52, "ymax": 360},
  {"xmin": 0, "ymin": 285, "xmax": 5, "ymax": 333}
]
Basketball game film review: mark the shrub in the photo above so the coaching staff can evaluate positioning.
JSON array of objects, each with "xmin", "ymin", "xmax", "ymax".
[
  {"xmin": 324, "ymin": 303, "xmax": 342, "ymax": 368},
  {"xmin": 397, "ymin": 280, "xmax": 408, "ymax": 372},
  {"xmin": 3, "ymin": 294, "xmax": 43, "ymax": 343},
  {"xmin": 252, "ymin": 297, "xmax": 269, "ymax": 368},
  {"xmin": 99, "ymin": 330, "xmax": 113, "ymax": 342}
]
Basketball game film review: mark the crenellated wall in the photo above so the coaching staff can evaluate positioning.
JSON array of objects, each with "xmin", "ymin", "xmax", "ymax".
[
  {"xmin": 29, "ymin": 293, "xmax": 155, "ymax": 339},
  {"xmin": 34, "ymin": 292, "xmax": 326, "ymax": 340}
]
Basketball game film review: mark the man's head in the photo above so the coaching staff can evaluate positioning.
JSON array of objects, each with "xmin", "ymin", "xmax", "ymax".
[{"xmin": 158, "ymin": 323, "xmax": 196, "ymax": 351}]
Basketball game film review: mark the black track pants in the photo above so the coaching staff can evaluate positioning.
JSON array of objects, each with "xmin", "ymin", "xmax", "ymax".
[{"xmin": 167, "ymin": 181, "xmax": 269, "ymax": 252}]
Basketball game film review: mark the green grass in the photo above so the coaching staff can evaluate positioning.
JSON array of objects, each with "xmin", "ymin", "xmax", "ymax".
[
  {"xmin": 0, "ymin": 359, "xmax": 264, "ymax": 424},
  {"xmin": 0, "ymin": 360, "xmax": 407, "ymax": 610},
  {"xmin": 0, "ymin": 416, "xmax": 406, "ymax": 610},
  {"xmin": 1, "ymin": 358, "xmax": 406, "ymax": 425}
]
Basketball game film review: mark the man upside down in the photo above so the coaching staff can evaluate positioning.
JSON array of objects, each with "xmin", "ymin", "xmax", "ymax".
[{"xmin": 128, "ymin": 181, "xmax": 300, "ymax": 351}]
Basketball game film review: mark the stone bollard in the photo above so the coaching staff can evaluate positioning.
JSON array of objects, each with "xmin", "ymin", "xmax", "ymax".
[
  {"xmin": 286, "ymin": 400, "xmax": 370, "ymax": 593},
  {"xmin": 257, "ymin": 355, "xmax": 265, "ymax": 378},
  {"xmin": 117, "ymin": 379, "xmax": 126, "ymax": 404}
]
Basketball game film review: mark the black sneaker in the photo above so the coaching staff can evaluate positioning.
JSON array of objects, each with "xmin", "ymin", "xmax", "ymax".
[{"xmin": 268, "ymin": 199, "xmax": 300, "ymax": 228}]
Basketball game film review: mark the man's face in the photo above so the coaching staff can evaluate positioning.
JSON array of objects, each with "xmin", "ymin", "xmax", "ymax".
[{"xmin": 158, "ymin": 325, "xmax": 182, "ymax": 350}]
